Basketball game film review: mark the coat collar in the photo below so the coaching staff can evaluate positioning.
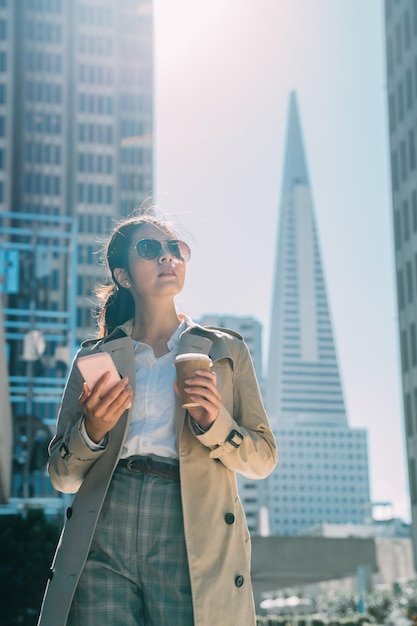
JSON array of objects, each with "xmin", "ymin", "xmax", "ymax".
[{"xmin": 92, "ymin": 318, "xmax": 239, "ymax": 368}]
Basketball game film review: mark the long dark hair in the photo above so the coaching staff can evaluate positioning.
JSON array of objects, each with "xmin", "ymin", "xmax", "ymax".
[{"xmin": 95, "ymin": 211, "xmax": 178, "ymax": 337}]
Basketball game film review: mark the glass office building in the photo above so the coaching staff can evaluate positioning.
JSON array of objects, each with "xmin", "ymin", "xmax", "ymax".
[
  {"xmin": 385, "ymin": 0, "xmax": 417, "ymax": 565},
  {"xmin": 0, "ymin": 0, "xmax": 153, "ymax": 502}
]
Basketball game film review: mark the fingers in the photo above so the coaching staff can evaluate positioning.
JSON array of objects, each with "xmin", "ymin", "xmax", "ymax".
[
  {"xmin": 78, "ymin": 381, "xmax": 91, "ymax": 400},
  {"xmin": 81, "ymin": 377, "xmax": 132, "ymax": 443},
  {"xmin": 79, "ymin": 375, "xmax": 132, "ymax": 421},
  {"xmin": 184, "ymin": 369, "xmax": 218, "ymax": 393},
  {"xmin": 184, "ymin": 369, "xmax": 221, "ymax": 409}
]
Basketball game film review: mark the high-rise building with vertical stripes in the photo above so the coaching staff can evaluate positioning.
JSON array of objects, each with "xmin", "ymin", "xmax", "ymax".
[
  {"xmin": 266, "ymin": 92, "xmax": 370, "ymax": 535},
  {"xmin": 385, "ymin": 0, "xmax": 417, "ymax": 566},
  {"xmin": 0, "ymin": 0, "xmax": 153, "ymax": 503}
]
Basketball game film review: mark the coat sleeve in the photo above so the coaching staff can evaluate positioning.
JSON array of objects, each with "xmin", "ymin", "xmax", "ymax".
[
  {"xmin": 47, "ymin": 350, "xmax": 109, "ymax": 494},
  {"xmin": 190, "ymin": 338, "xmax": 278, "ymax": 479}
]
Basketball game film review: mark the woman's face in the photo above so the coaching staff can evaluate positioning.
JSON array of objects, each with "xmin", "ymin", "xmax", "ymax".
[{"xmin": 119, "ymin": 224, "xmax": 187, "ymax": 301}]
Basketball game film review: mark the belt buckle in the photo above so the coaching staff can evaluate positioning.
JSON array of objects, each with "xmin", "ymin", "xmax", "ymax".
[
  {"xmin": 126, "ymin": 457, "xmax": 151, "ymax": 474},
  {"xmin": 126, "ymin": 458, "xmax": 135, "ymax": 471}
]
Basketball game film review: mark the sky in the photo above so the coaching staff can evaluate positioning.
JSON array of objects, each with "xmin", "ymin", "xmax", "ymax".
[{"xmin": 153, "ymin": 0, "xmax": 409, "ymax": 521}]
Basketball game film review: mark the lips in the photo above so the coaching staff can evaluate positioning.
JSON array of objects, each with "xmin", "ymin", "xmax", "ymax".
[{"xmin": 158, "ymin": 269, "xmax": 177, "ymax": 277}]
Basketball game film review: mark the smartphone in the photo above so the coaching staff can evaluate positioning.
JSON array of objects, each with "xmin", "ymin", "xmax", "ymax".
[{"xmin": 76, "ymin": 352, "xmax": 121, "ymax": 397}]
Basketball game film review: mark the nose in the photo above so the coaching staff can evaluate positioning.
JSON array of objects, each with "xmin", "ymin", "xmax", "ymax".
[{"xmin": 158, "ymin": 243, "xmax": 174, "ymax": 262}]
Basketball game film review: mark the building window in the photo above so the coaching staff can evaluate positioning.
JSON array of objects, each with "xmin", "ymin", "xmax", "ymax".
[
  {"xmin": 414, "ymin": 253, "xmax": 417, "ymax": 297},
  {"xmin": 411, "ymin": 323, "xmax": 417, "ymax": 367},
  {"xmin": 398, "ymin": 269, "xmax": 405, "ymax": 310},
  {"xmin": 395, "ymin": 22, "xmax": 402, "ymax": 64},
  {"xmin": 404, "ymin": 9, "xmax": 411, "ymax": 49},
  {"xmin": 389, "ymin": 93, "xmax": 396, "ymax": 133},
  {"xmin": 409, "ymin": 458, "xmax": 417, "ymax": 505},
  {"xmin": 414, "ymin": 389, "xmax": 417, "ymax": 433},
  {"xmin": 415, "ymin": 57, "xmax": 417, "ymax": 98},
  {"xmin": 413, "ymin": 192, "xmax": 417, "ymax": 231},
  {"xmin": 400, "ymin": 140, "xmax": 407, "ymax": 180},
  {"xmin": 391, "ymin": 151, "xmax": 399, "ymax": 192},
  {"xmin": 398, "ymin": 82, "xmax": 405, "ymax": 122},
  {"xmin": 409, "ymin": 129, "xmax": 416, "ymax": 171},
  {"xmin": 394, "ymin": 208, "xmax": 402, "ymax": 249},
  {"xmin": 402, "ymin": 328, "xmax": 410, "ymax": 372},
  {"xmin": 406, "ymin": 68, "xmax": 413, "ymax": 109},
  {"xmin": 407, "ymin": 260, "xmax": 413, "ymax": 303},
  {"xmin": 404, "ymin": 201, "xmax": 410, "ymax": 240}
]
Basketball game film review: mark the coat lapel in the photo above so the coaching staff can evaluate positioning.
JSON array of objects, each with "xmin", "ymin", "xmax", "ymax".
[{"xmin": 100, "ymin": 335, "xmax": 136, "ymax": 396}]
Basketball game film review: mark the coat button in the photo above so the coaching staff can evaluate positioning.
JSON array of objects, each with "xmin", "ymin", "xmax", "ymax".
[
  {"xmin": 48, "ymin": 568, "xmax": 54, "ymax": 581},
  {"xmin": 66, "ymin": 506, "xmax": 73, "ymax": 519},
  {"xmin": 225, "ymin": 513, "xmax": 235, "ymax": 525},
  {"xmin": 235, "ymin": 575, "xmax": 244, "ymax": 588}
]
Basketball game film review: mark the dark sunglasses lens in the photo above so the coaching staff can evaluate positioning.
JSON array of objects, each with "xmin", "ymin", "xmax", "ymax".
[
  {"xmin": 168, "ymin": 240, "xmax": 191, "ymax": 262},
  {"xmin": 135, "ymin": 239, "xmax": 161, "ymax": 260}
]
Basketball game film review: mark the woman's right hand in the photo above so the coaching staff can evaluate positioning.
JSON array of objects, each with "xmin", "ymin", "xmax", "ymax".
[{"xmin": 78, "ymin": 372, "xmax": 133, "ymax": 444}]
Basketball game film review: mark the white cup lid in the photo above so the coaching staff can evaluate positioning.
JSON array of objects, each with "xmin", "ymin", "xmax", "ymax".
[{"xmin": 175, "ymin": 353, "xmax": 212, "ymax": 363}]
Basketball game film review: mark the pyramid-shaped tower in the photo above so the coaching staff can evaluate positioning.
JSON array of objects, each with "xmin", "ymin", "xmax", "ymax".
[
  {"xmin": 267, "ymin": 92, "xmax": 347, "ymax": 428},
  {"xmin": 265, "ymin": 93, "xmax": 370, "ymax": 535}
]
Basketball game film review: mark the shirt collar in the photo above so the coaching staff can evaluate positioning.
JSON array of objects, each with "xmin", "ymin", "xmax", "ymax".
[
  {"xmin": 167, "ymin": 317, "xmax": 188, "ymax": 351},
  {"xmin": 119, "ymin": 315, "xmax": 190, "ymax": 353}
]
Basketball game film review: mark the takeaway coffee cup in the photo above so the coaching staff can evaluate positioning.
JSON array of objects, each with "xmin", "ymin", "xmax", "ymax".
[{"xmin": 174, "ymin": 353, "xmax": 213, "ymax": 408}]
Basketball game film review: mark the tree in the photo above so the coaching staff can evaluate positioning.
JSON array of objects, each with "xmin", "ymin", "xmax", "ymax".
[{"xmin": 0, "ymin": 510, "xmax": 60, "ymax": 625}]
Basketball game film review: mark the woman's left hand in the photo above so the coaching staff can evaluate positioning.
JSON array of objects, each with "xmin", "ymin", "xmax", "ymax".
[{"xmin": 175, "ymin": 369, "xmax": 221, "ymax": 431}]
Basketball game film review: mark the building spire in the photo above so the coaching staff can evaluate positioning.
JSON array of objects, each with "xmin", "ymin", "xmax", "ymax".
[
  {"xmin": 282, "ymin": 91, "xmax": 309, "ymax": 196},
  {"xmin": 267, "ymin": 91, "xmax": 347, "ymax": 427}
]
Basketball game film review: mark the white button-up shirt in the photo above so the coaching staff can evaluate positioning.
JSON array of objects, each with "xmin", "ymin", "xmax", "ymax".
[{"xmin": 120, "ymin": 320, "xmax": 186, "ymax": 459}]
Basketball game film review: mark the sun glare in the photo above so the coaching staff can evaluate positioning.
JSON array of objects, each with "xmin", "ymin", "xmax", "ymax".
[{"xmin": 154, "ymin": 0, "xmax": 235, "ymax": 67}]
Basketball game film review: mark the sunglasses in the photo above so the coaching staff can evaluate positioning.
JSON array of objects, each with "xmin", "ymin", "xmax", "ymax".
[{"xmin": 133, "ymin": 238, "xmax": 191, "ymax": 262}]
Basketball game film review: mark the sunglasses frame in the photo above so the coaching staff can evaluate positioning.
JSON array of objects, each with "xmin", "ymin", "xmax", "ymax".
[{"xmin": 133, "ymin": 238, "xmax": 191, "ymax": 263}]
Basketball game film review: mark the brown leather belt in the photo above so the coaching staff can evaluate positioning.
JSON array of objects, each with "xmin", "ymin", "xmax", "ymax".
[{"xmin": 117, "ymin": 456, "xmax": 180, "ymax": 481}]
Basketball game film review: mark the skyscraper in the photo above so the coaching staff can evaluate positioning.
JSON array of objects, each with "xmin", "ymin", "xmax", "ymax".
[
  {"xmin": 0, "ymin": 0, "xmax": 153, "ymax": 502},
  {"xmin": 266, "ymin": 92, "xmax": 370, "ymax": 535},
  {"xmin": 384, "ymin": 0, "xmax": 417, "ymax": 565},
  {"xmin": 267, "ymin": 92, "xmax": 346, "ymax": 427}
]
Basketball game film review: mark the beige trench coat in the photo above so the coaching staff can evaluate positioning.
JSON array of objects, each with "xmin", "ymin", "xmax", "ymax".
[{"xmin": 37, "ymin": 320, "xmax": 278, "ymax": 626}]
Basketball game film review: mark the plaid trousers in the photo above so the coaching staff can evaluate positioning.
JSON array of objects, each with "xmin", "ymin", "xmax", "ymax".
[{"xmin": 67, "ymin": 456, "xmax": 194, "ymax": 626}]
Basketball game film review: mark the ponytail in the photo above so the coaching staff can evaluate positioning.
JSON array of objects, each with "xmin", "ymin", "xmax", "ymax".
[{"xmin": 95, "ymin": 283, "xmax": 135, "ymax": 338}]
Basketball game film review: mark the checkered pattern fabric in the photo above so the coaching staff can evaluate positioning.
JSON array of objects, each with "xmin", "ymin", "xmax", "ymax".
[{"xmin": 67, "ymin": 456, "xmax": 194, "ymax": 626}]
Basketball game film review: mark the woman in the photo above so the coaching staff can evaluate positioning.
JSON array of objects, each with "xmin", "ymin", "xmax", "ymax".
[{"xmin": 38, "ymin": 210, "xmax": 278, "ymax": 626}]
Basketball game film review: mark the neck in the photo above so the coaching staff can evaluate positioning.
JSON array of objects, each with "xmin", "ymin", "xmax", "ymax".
[{"xmin": 131, "ymin": 301, "xmax": 181, "ymax": 355}]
